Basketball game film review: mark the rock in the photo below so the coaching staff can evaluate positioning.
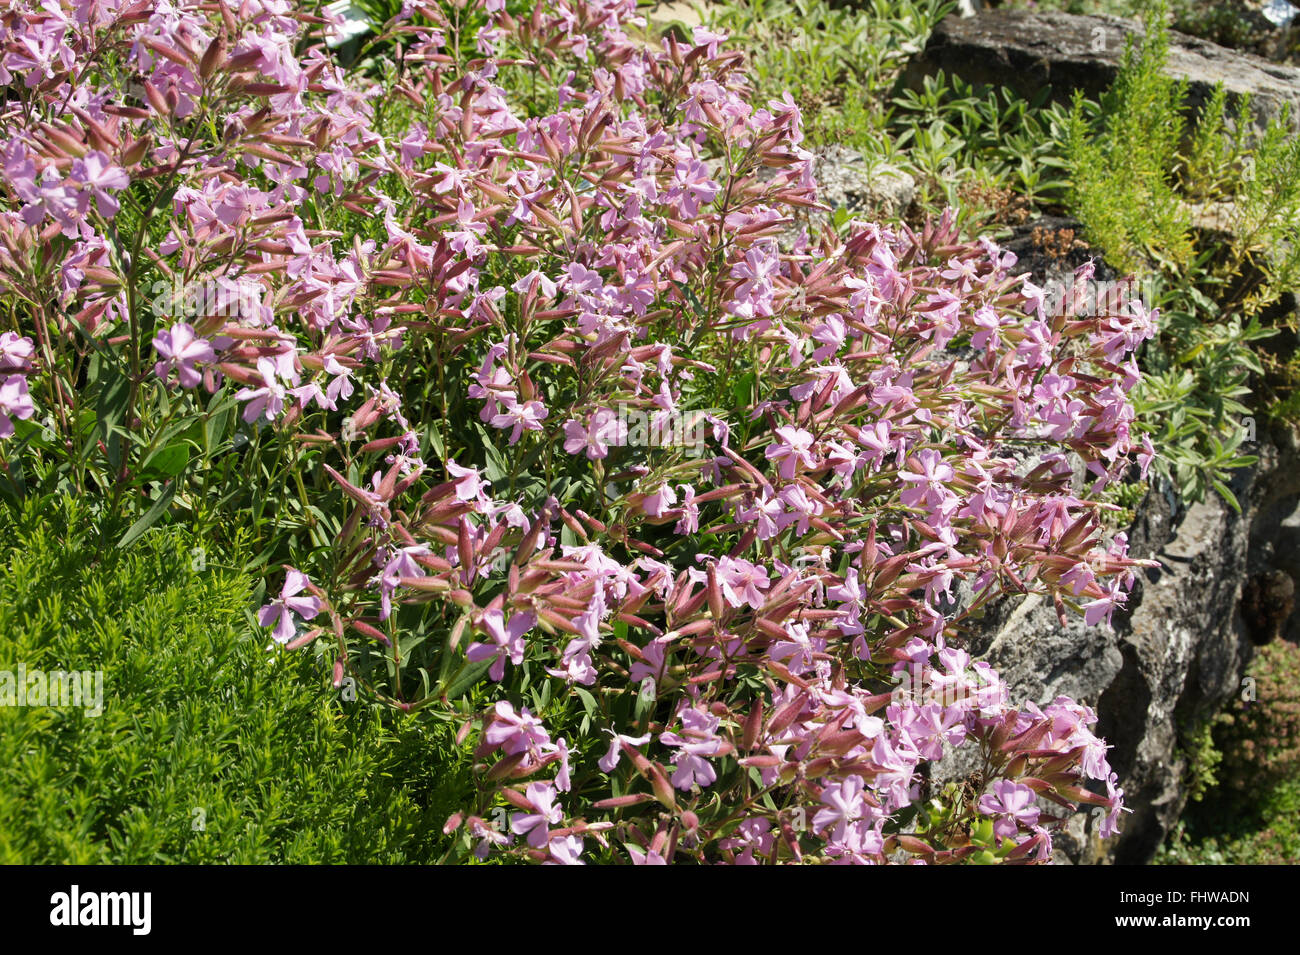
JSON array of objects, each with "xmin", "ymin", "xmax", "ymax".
[
  {"xmin": 1243, "ymin": 418, "xmax": 1300, "ymax": 645},
  {"xmin": 902, "ymin": 10, "xmax": 1300, "ymax": 133},
  {"xmin": 1187, "ymin": 199, "xmax": 1239, "ymax": 237},
  {"xmin": 810, "ymin": 146, "xmax": 915, "ymax": 222},
  {"xmin": 761, "ymin": 146, "xmax": 916, "ymax": 248},
  {"xmin": 1092, "ymin": 479, "xmax": 1256, "ymax": 864}
]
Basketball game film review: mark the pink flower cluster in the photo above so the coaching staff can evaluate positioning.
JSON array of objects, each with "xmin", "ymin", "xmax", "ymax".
[{"xmin": 0, "ymin": 0, "xmax": 1154, "ymax": 863}]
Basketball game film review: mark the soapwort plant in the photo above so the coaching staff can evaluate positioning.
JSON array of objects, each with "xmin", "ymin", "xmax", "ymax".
[{"xmin": 0, "ymin": 0, "xmax": 1156, "ymax": 863}]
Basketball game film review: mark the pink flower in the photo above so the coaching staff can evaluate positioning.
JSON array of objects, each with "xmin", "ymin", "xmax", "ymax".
[
  {"xmin": 447, "ymin": 459, "xmax": 489, "ymax": 503},
  {"xmin": 629, "ymin": 635, "xmax": 671, "ymax": 685},
  {"xmin": 598, "ymin": 730, "xmax": 653, "ymax": 773},
  {"xmin": 899, "ymin": 449, "xmax": 956, "ymax": 513},
  {"xmin": 323, "ymin": 355, "xmax": 354, "ymax": 406},
  {"xmin": 235, "ymin": 357, "xmax": 288, "ymax": 423},
  {"xmin": 813, "ymin": 775, "xmax": 867, "ymax": 843},
  {"xmin": 714, "ymin": 556, "xmax": 770, "ymax": 610},
  {"xmin": 1099, "ymin": 772, "xmax": 1127, "ymax": 838},
  {"xmin": 510, "ymin": 782, "xmax": 562, "ymax": 849},
  {"xmin": 768, "ymin": 622, "xmax": 824, "ymax": 676},
  {"xmin": 660, "ymin": 708, "xmax": 725, "ymax": 791},
  {"xmin": 484, "ymin": 702, "xmax": 551, "ymax": 759},
  {"xmin": 674, "ymin": 485, "xmax": 699, "ymax": 535},
  {"xmin": 469, "ymin": 816, "xmax": 511, "ymax": 859},
  {"xmin": 71, "ymin": 151, "xmax": 130, "ymax": 218},
  {"xmin": 552, "ymin": 737, "xmax": 573, "ymax": 792},
  {"xmin": 765, "ymin": 425, "xmax": 816, "ymax": 479},
  {"xmin": 627, "ymin": 846, "xmax": 668, "ymax": 865},
  {"xmin": 669, "ymin": 158, "xmax": 718, "ymax": 217},
  {"xmin": 511, "ymin": 270, "xmax": 557, "ymax": 302},
  {"xmin": 545, "ymin": 834, "xmax": 584, "ymax": 865},
  {"xmin": 970, "ymin": 305, "xmax": 1002, "ymax": 351},
  {"xmin": 869, "ymin": 734, "xmax": 918, "ymax": 807},
  {"xmin": 1137, "ymin": 434, "xmax": 1156, "ymax": 481},
  {"xmin": 377, "ymin": 544, "xmax": 430, "ymax": 619},
  {"xmin": 1083, "ymin": 591, "xmax": 1122, "ymax": 627},
  {"xmin": 490, "ymin": 396, "xmax": 548, "ymax": 444},
  {"xmin": 0, "ymin": 375, "xmax": 35, "ymax": 439},
  {"xmin": 153, "ymin": 323, "xmax": 215, "ymax": 389},
  {"xmin": 737, "ymin": 489, "xmax": 785, "ymax": 541},
  {"xmin": 563, "ymin": 409, "xmax": 622, "ymax": 459},
  {"xmin": 978, "ymin": 780, "xmax": 1040, "ymax": 839},
  {"xmin": 17, "ymin": 167, "xmax": 78, "ymax": 233},
  {"xmin": 258, "ymin": 569, "xmax": 322, "ymax": 645},
  {"xmin": 469, "ymin": 342, "xmax": 513, "ymax": 420},
  {"xmin": 719, "ymin": 818, "xmax": 775, "ymax": 864},
  {"xmin": 642, "ymin": 482, "xmax": 677, "ymax": 518},
  {"xmin": 7, "ymin": 31, "xmax": 75, "ymax": 86},
  {"xmin": 466, "ymin": 609, "xmax": 536, "ymax": 682},
  {"xmin": 811, "ymin": 316, "xmax": 847, "ymax": 360},
  {"xmin": 0, "ymin": 333, "xmax": 34, "ymax": 373}
]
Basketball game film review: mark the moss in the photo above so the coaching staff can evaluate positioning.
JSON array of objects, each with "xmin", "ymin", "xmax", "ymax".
[{"xmin": 0, "ymin": 494, "xmax": 471, "ymax": 863}]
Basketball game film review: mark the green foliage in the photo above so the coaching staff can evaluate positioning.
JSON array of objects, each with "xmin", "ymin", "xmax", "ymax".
[
  {"xmin": 0, "ymin": 495, "xmax": 466, "ymax": 863},
  {"xmin": 1215, "ymin": 639, "xmax": 1300, "ymax": 795},
  {"xmin": 1060, "ymin": 0, "xmax": 1300, "ymax": 506},
  {"xmin": 1156, "ymin": 778, "xmax": 1300, "ymax": 864},
  {"xmin": 707, "ymin": 0, "xmax": 1077, "ymax": 230},
  {"xmin": 707, "ymin": 0, "xmax": 952, "ymax": 144},
  {"xmin": 1103, "ymin": 478, "xmax": 1148, "ymax": 528},
  {"xmin": 1064, "ymin": 0, "xmax": 1192, "ymax": 273},
  {"xmin": 1157, "ymin": 639, "xmax": 1300, "ymax": 864},
  {"xmin": 1180, "ymin": 720, "xmax": 1222, "ymax": 803},
  {"xmin": 1131, "ymin": 297, "xmax": 1266, "ymax": 511},
  {"xmin": 1222, "ymin": 115, "xmax": 1300, "ymax": 318},
  {"xmin": 891, "ymin": 72, "xmax": 1078, "ymax": 213}
]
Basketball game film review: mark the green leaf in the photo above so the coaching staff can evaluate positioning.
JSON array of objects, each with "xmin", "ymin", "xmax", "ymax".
[
  {"xmin": 476, "ymin": 424, "xmax": 509, "ymax": 484},
  {"xmin": 574, "ymin": 687, "xmax": 597, "ymax": 717},
  {"xmin": 204, "ymin": 393, "xmax": 235, "ymax": 456},
  {"xmin": 732, "ymin": 371, "xmax": 756, "ymax": 408},
  {"xmin": 116, "ymin": 481, "xmax": 177, "ymax": 549},
  {"xmin": 1211, "ymin": 479, "xmax": 1241, "ymax": 514},
  {"xmin": 443, "ymin": 656, "xmax": 493, "ymax": 700},
  {"xmin": 95, "ymin": 369, "xmax": 131, "ymax": 471},
  {"xmin": 141, "ymin": 443, "xmax": 190, "ymax": 479}
]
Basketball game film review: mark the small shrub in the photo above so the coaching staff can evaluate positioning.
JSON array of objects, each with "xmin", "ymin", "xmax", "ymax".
[{"xmin": 1065, "ymin": 0, "xmax": 1193, "ymax": 274}]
